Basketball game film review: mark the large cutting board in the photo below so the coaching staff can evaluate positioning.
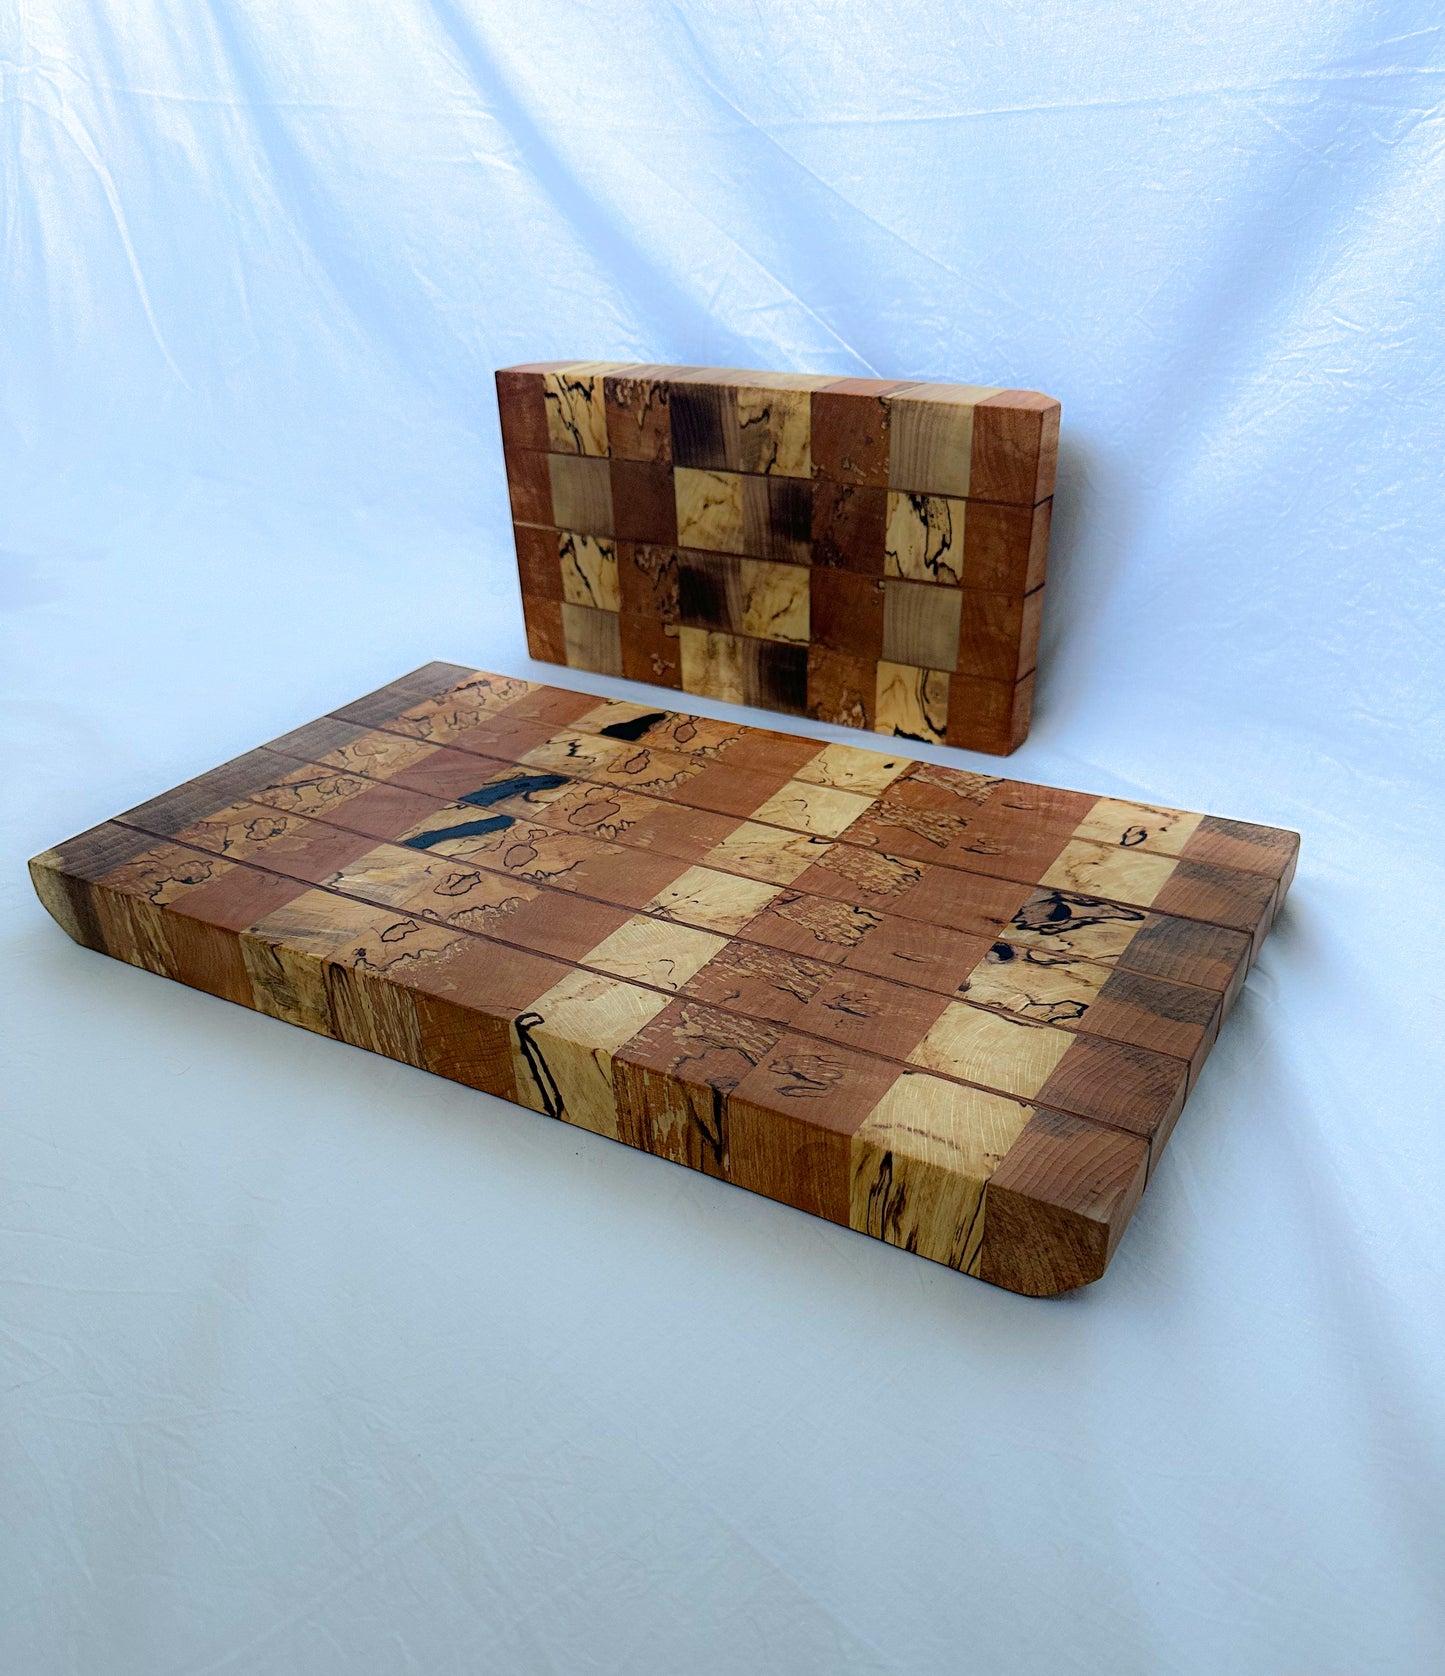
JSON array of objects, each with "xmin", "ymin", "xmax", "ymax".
[{"xmin": 31, "ymin": 664, "xmax": 1296, "ymax": 1296}]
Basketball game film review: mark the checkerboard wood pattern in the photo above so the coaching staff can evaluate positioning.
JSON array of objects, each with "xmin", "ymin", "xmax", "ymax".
[
  {"xmin": 31, "ymin": 664, "xmax": 1297, "ymax": 1296},
  {"xmin": 500, "ymin": 363, "xmax": 1058, "ymax": 754}
]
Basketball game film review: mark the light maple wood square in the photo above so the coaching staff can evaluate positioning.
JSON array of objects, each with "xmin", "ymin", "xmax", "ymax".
[
  {"xmin": 959, "ymin": 946, "xmax": 1110, "ymax": 1028},
  {"xmin": 793, "ymin": 742, "xmax": 910, "ymax": 798},
  {"xmin": 544, "ymin": 364, "xmax": 612, "ymax": 456},
  {"xmin": 510, "ymin": 968, "xmax": 671, "ymax": 1137},
  {"xmin": 581, "ymin": 913, "xmax": 727, "ymax": 992},
  {"xmin": 737, "ymin": 384, "xmax": 812, "ymax": 477},
  {"xmin": 675, "ymin": 468, "xmax": 746, "ymax": 554},
  {"xmin": 739, "ymin": 559, "xmax": 810, "ymax": 644},
  {"xmin": 679, "ymin": 625, "xmax": 745, "ymax": 705},
  {"xmin": 908, "ymin": 1003, "xmax": 1075, "ymax": 1099},
  {"xmin": 851, "ymin": 1072, "xmax": 1033, "ymax": 1270},
  {"xmin": 751, "ymin": 779, "xmax": 873, "ymax": 838},
  {"xmin": 874, "ymin": 661, "xmax": 949, "ymax": 744},
  {"xmin": 1040, "ymin": 840, "xmax": 1180, "ymax": 909},
  {"xmin": 644, "ymin": 864, "xmax": 781, "ymax": 935},
  {"xmin": 1072, "ymin": 799, "xmax": 1205, "ymax": 856},
  {"xmin": 700, "ymin": 820, "xmax": 830, "ymax": 886},
  {"xmin": 884, "ymin": 491, "xmax": 967, "ymax": 585},
  {"xmin": 559, "ymin": 532, "xmax": 620, "ymax": 612}
]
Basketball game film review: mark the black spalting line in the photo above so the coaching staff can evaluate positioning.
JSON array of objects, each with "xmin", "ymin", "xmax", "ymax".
[
  {"xmin": 403, "ymin": 815, "xmax": 515, "ymax": 850},
  {"xmin": 1011, "ymin": 889, "xmax": 1144, "ymax": 936},
  {"xmin": 514, "ymin": 1012, "xmax": 565, "ymax": 1119},
  {"xmin": 598, "ymin": 710, "xmax": 669, "ymax": 743},
  {"xmin": 459, "ymin": 773, "xmax": 569, "ymax": 807}
]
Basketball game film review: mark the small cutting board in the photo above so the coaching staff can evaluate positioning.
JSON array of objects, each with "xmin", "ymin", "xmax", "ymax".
[{"xmin": 500, "ymin": 363, "xmax": 1057, "ymax": 753}]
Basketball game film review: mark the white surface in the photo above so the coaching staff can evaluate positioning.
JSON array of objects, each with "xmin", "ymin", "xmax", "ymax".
[{"xmin": 4, "ymin": 3, "xmax": 1444, "ymax": 1671}]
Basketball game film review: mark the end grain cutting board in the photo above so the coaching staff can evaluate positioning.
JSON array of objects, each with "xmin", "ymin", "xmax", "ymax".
[
  {"xmin": 31, "ymin": 664, "xmax": 1296, "ymax": 1296},
  {"xmin": 500, "ymin": 363, "xmax": 1056, "ymax": 754}
]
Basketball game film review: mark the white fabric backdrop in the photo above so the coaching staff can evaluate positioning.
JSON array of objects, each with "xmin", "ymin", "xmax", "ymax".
[{"xmin": 4, "ymin": 3, "xmax": 1444, "ymax": 1671}]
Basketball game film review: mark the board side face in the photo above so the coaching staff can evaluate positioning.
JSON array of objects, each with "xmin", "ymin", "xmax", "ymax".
[
  {"xmin": 498, "ymin": 363, "xmax": 1059, "ymax": 754},
  {"xmin": 32, "ymin": 664, "xmax": 1298, "ymax": 1298}
]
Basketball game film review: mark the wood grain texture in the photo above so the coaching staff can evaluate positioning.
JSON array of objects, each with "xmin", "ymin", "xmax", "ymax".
[
  {"xmin": 33, "ymin": 664, "xmax": 1297, "ymax": 1297},
  {"xmin": 503, "ymin": 362, "xmax": 1058, "ymax": 754}
]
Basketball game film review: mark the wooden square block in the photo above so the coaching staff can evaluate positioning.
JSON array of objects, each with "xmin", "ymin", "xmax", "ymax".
[
  {"xmin": 670, "ymin": 379, "xmax": 742, "ymax": 471},
  {"xmin": 514, "ymin": 525, "xmax": 563, "ymax": 602},
  {"xmin": 742, "ymin": 475, "xmax": 812, "ymax": 563},
  {"xmin": 543, "ymin": 364, "xmax": 613, "ymax": 457},
  {"xmin": 617, "ymin": 542, "xmax": 680, "ymax": 620},
  {"xmin": 886, "ymin": 384, "xmax": 1001, "ymax": 497},
  {"xmin": 1180, "ymin": 815, "xmax": 1301, "ymax": 884},
  {"xmin": 1152, "ymin": 860, "xmax": 1277, "ymax": 950},
  {"xmin": 851, "ymin": 1074, "xmax": 1032, "ymax": 1272},
  {"xmin": 977, "ymin": 1110, "xmax": 1147, "ymax": 1296},
  {"xmin": 811, "ymin": 481, "xmax": 887, "ymax": 573},
  {"xmin": 582, "ymin": 912, "xmax": 728, "ymax": 993},
  {"xmin": 541, "ymin": 841, "xmax": 686, "ymax": 911},
  {"xmin": 522, "ymin": 594, "xmax": 566, "ymax": 665},
  {"xmin": 676, "ymin": 554, "xmax": 807, "ymax": 645},
  {"xmin": 644, "ymin": 865, "xmax": 781, "ymax": 936},
  {"xmin": 966, "ymin": 499, "xmax": 1051, "ymax": 595},
  {"xmin": 881, "ymin": 580, "xmax": 962, "ymax": 672},
  {"xmin": 619, "ymin": 614, "xmax": 682, "ymax": 689},
  {"xmin": 737, "ymin": 383, "xmax": 812, "ymax": 477},
  {"xmin": 792, "ymin": 741, "xmax": 909, "ymax": 797},
  {"xmin": 503, "ymin": 365, "xmax": 1057, "ymax": 751},
  {"xmin": 875, "ymin": 661, "xmax": 950, "ymax": 744},
  {"xmin": 682, "ymin": 940, "xmax": 830, "ymax": 1028},
  {"xmin": 560, "ymin": 603, "xmax": 622, "ymax": 677},
  {"xmin": 559, "ymin": 532, "xmax": 619, "ymax": 612},
  {"xmin": 971, "ymin": 391, "xmax": 1062, "ymax": 504},
  {"xmin": 810, "ymin": 569, "xmax": 885, "ymax": 661},
  {"xmin": 728, "ymin": 1034, "xmax": 900, "ymax": 1224},
  {"xmin": 743, "ymin": 636, "xmax": 811, "ymax": 716},
  {"xmin": 807, "ymin": 645, "xmax": 874, "ymax": 730},
  {"xmin": 504, "ymin": 446, "xmax": 553, "ymax": 526},
  {"xmin": 946, "ymin": 672, "xmax": 1034, "ymax": 756},
  {"xmin": 677, "ymin": 630, "xmax": 734, "ymax": 707},
  {"xmin": 502, "ymin": 890, "xmax": 634, "ymax": 966},
  {"xmin": 604, "ymin": 366, "xmax": 679, "ymax": 463},
  {"xmin": 842, "ymin": 912, "xmax": 992, "ymax": 994},
  {"xmin": 810, "ymin": 379, "xmax": 910, "ymax": 487},
  {"xmin": 495, "ymin": 366, "xmax": 551, "ymax": 454},
  {"xmin": 510, "ymin": 967, "xmax": 671, "ymax": 1137},
  {"xmin": 884, "ymin": 490, "xmax": 966, "ymax": 585},
  {"xmin": 674, "ymin": 757, "xmax": 797, "ymax": 820},
  {"xmin": 750, "ymin": 782, "xmax": 870, "ymax": 844},
  {"xmin": 738, "ymin": 560, "xmax": 809, "ymax": 644},
  {"xmin": 678, "ymin": 627, "xmax": 808, "ymax": 714},
  {"xmin": 610, "ymin": 459, "xmax": 678, "ymax": 545},
  {"xmin": 701, "ymin": 726, "xmax": 819, "ymax": 777},
  {"xmin": 675, "ymin": 468, "xmax": 746, "ymax": 554},
  {"xmin": 1072, "ymin": 799, "xmax": 1206, "ymax": 857},
  {"xmin": 612, "ymin": 998, "xmax": 780, "ymax": 1174},
  {"xmin": 676, "ymin": 554, "xmax": 740, "ymax": 636},
  {"xmin": 1035, "ymin": 1037, "xmax": 1188, "ymax": 1159},
  {"xmin": 700, "ymin": 820, "xmax": 829, "ymax": 887},
  {"xmin": 548, "ymin": 454, "xmax": 614, "ymax": 537},
  {"xmin": 910, "ymin": 1003, "xmax": 1074, "ymax": 1099},
  {"xmin": 956, "ymin": 588, "xmax": 1043, "ymax": 683},
  {"xmin": 791, "ymin": 970, "xmax": 950, "ymax": 1062}
]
